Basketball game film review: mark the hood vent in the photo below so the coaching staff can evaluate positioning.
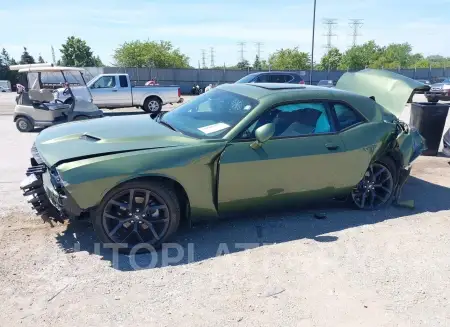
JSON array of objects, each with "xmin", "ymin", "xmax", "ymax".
[{"xmin": 79, "ymin": 134, "xmax": 101, "ymax": 142}]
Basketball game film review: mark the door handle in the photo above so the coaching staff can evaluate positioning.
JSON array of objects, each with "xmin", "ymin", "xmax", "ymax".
[
  {"xmin": 112, "ymin": 89, "xmax": 118, "ymax": 92},
  {"xmin": 325, "ymin": 143, "xmax": 339, "ymax": 150}
]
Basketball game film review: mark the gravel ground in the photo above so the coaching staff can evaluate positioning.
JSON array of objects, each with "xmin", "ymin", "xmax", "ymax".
[{"xmin": 0, "ymin": 92, "xmax": 450, "ymax": 327}]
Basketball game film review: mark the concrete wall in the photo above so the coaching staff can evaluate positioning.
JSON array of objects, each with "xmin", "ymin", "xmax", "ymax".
[{"xmin": 87, "ymin": 67, "xmax": 450, "ymax": 94}]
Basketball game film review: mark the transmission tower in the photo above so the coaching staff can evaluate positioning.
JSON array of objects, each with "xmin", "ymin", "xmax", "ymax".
[
  {"xmin": 349, "ymin": 19, "xmax": 364, "ymax": 47},
  {"xmin": 210, "ymin": 47, "xmax": 215, "ymax": 68},
  {"xmin": 237, "ymin": 42, "xmax": 246, "ymax": 62},
  {"xmin": 51, "ymin": 45, "xmax": 56, "ymax": 64},
  {"xmin": 201, "ymin": 49, "xmax": 207, "ymax": 68},
  {"xmin": 323, "ymin": 18, "xmax": 338, "ymax": 50},
  {"xmin": 255, "ymin": 42, "xmax": 264, "ymax": 59}
]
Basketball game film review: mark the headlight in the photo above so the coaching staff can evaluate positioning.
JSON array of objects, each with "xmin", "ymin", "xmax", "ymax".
[{"xmin": 31, "ymin": 143, "xmax": 44, "ymax": 164}]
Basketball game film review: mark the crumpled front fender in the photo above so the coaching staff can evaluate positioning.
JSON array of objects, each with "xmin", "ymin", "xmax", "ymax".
[{"xmin": 396, "ymin": 126, "xmax": 426, "ymax": 167}]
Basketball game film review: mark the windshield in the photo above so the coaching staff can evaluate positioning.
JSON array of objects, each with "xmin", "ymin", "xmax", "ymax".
[
  {"xmin": 235, "ymin": 74, "xmax": 257, "ymax": 83},
  {"xmin": 160, "ymin": 88, "xmax": 259, "ymax": 139}
]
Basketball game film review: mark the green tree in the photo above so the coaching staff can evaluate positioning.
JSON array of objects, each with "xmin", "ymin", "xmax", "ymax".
[
  {"xmin": 339, "ymin": 41, "xmax": 382, "ymax": 70},
  {"xmin": 236, "ymin": 60, "xmax": 251, "ymax": 70},
  {"xmin": 113, "ymin": 40, "xmax": 189, "ymax": 68},
  {"xmin": 318, "ymin": 48, "xmax": 342, "ymax": 70},
  {"xmin": 37, "ymin": 55, "xmax": 45, "ymax": 63},
  {"xmin": 0, "ymin": 48, "xmax": 18, "ymax": 84},
  {"xmin": 60, "ymin": 36, "xmax": 103, "ymax": 67},
  {"xmin": 253, "ymin": 55, "xmax": 262, "ymax": 70},
  {"xmin": 268, "ymin": 47, "xmax": 310, "ymax": 70},
  {"xmin": 427, "ymin": 55, "xmax": 450, "ymax": 68},
  {"xmin": 20, "ymin": 47, "xmax": 35, "ymax": 64}
]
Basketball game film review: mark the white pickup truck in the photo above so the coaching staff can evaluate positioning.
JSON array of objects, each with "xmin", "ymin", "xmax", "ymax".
[{"xmin": 56, "ymin": 73, "xmax": 182, "ymax": 113}]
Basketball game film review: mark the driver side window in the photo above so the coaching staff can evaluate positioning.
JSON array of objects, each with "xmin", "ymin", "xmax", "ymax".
[
  {"xmin": 239, "ymin": 102, "xmax": 333, "ymax": 139},
  {"xmin": 92, "ymin": 76, "xmax": 116, "ymax": 89}
]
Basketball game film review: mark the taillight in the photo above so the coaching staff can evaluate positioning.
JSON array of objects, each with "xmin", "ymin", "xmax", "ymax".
[
  {"xmin": 178, "ymin": 88, "xmax": 181, "ymax": 97},
  {"xmin": 299, "ymin": 80, "xmax": 305, "ymax": 84}
]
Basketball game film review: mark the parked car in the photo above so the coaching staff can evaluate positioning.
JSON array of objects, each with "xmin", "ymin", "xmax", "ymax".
[
  {"xmin": 236, "ymin": 71, "xmax": 305, "ymax": 84},
  {"xmin": 56, "ymin": 74, "xmax": 182, "ymax": 113},
  {"xmin": 425, "ymin": 77, "xmax": 450, "ymax": 102},
  {"xmin": 416, "ymin": 79, "xmax": 431, "ymax": 85},
  {"xmin": 0, "ymin": 80, "xmax": 12, "ymax": 92},
  {"xmin": 317, "ymin": 80, "xmax": 335, "ymax": 88},
  {"xmin": 21, "ymin": 69, "xmax": 428, "ymax": 251}
]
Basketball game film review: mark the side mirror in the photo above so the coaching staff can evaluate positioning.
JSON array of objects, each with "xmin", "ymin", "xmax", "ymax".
[{"xmin": 250, "ymin": 123, "xmax": 275, "ymax": 149}]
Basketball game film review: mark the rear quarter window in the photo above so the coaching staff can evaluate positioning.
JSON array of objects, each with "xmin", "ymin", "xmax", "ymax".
[
  {"xmin": 119, "ymin": 75, "xmax": 128, "ymax": 87},
  {"xmin": 330, "ymin": 103, "xmax": 365, "ymax": 130}
]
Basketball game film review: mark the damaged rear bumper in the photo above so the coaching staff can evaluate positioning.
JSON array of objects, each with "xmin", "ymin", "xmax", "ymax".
[{"xmin": 20, "ymin": 160, "xmax": 83, "ymax": 222}]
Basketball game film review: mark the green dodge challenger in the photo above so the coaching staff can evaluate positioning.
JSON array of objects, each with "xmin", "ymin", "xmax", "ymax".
[{"xmin": 21, "ymin": 69, "xmax": 429, "ymax": 250}]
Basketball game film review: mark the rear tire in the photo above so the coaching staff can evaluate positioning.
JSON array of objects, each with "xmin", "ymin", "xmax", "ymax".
[
  {"xmin": 351, "ymin": 157, "xmax": 398, "ymax": 210},
  {"xmin": 93, "ymin": 180, "xmax": 181, "ymax": 253},
  {"xmin": 427, "ymin": 98, "xmax": 439, "ymax": 103},
  {"xmin": 15, "ymin": 117, "xmax": 34, "ymax": 132},
  {"xmin": 142, "ymin": 97, "xmax": 162, "ymax": 114}
]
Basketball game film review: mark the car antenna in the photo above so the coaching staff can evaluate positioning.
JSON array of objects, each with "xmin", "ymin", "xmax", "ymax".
[{"xmin": 369, "ymin": 96, "xmax": 376, "ymax": 101}]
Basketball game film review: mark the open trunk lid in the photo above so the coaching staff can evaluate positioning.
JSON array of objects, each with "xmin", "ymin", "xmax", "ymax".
[{"xmin": 336, "ymin": 69, "xmax": 430, "ymax": 117}]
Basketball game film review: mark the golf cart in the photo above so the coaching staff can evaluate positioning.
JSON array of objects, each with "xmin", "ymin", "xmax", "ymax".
[{"xmin": 11, "ymin": 64, "xmax": 103, "ymax": 132}]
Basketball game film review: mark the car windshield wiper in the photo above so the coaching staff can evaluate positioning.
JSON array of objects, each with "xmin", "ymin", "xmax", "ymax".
[{"xmin": 158, "ymin": 119, "xmax": 178, "ymax": 132}]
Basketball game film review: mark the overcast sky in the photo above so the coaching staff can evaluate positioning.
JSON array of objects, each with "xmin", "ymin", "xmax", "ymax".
[{"xmin": 2, "ymin": 0, "xmax": 450, "ymax": 67}]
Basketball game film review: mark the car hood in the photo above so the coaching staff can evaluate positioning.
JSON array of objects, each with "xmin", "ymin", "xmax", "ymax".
[
  {"xmin": 336, "ymin": 69, "xmax": 430, "ymax": 118},
  {"xmin": 35, "ymin": 115, "xmax": 201, "ymax": 167}
]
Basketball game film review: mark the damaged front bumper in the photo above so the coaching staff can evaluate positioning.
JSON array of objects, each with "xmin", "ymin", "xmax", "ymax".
[{"xmin": 20, "ymin": 157, "xmax": 83, "ymax": 223}]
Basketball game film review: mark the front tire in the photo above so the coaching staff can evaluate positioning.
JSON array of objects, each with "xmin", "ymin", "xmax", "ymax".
[
  {"xmin": 351, "ymin": 157, "xmax": 398, "ymax": 210},
  {"xmin": 142, "ymin": 97, "xmax": 162, "ymax": 114},
  {"xmin": 427, "ymin": 98, "xmax": 439, "ymax": 103},
  {"xmin": 15, "ymin": 117, "xmax": 34, "ymax": 132},
  {"xmin": 93, "ymin": 180, "xmax": 181, "ymax": 252}
]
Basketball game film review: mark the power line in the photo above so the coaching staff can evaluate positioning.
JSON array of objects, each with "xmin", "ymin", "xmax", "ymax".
[
  {"xmin": 349, "ymin": 19, "xmax": 364, "ymax": 47},
  {"xmin": 210, "ymin": 47, "xmax": 215, "ymax": 68},
  {"xmin": 201, "ymin": 49, "xmax": 207, "ymax": 68},
  {"xmin": 255, "ymin": 42, "xmax": 264, "ymax": 59},
  {"xmin": 237, "ymin": 42, "xmax": 246, "ymax": 62},
  {"xmin": 322, "ymin": 18, "xmax": 338, "ymax": 51}
]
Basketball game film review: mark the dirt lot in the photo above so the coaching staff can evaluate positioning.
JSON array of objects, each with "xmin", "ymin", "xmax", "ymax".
[{"xmin": 1, "ymin": 92, "xmax": 450, "ymax": 327}]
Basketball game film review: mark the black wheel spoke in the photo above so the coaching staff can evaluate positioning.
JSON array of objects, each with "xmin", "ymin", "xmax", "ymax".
[
  {"xmin": 359, "ymin": 192, "xmax": 366, "ymax": 208},
  {"xmin": 128, "ymin": 189, "xmax": 135, "ymax": 211},
  {"xmin": 147, "ymin": 222, "xmax": 160, "ymax": 241},
  {"xmin": 149, "ymin": 204, "xmax": 167, "ymax": 211},
  {"xmin": 110, "ymin": 200, "xmax": 127, "ymax": 210},
  {"xmin": 108, "ymin": 222, "xmax": 123, "ymax": 237},
  {"xmin": 104, "ymin": 213, "xmax": 122, "ymax": 221},
  {"xmin": 373, "ymin": 167, "xmax": 386, "ymax": 179},
  {"xmin": 144, "ymin": 191, "xmax": 150, "ymax": 207},
  {"xmin": 369, "ymin": 191, "xmax": 375, "ymax": 208}
]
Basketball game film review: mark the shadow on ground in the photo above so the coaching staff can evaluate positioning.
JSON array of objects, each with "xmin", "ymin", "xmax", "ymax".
[{"xmin": 55, "ymin": 176, "xmax": 450, "ymax": 271}]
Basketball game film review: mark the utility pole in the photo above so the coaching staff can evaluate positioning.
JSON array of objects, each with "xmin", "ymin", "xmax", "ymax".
[
  {"xmin": 255, "ymin": 42, "xmax": 264, "ymax": 59},
  {"xmin": 210, "ymin": 47, "xmax": 215, "ymax": 68},
  {"xmin": 201, "ymin": 49, "xmax": 207, "ymax": 68},
  {"xmin": 310, "ymin": 0, "xmax": 317, "ymax": 85},
  {"xmin": 237, "ymin": 42, "xmax": 246, "ymax": 62},
  {"xmin": 349, "ymin": 19, "xmax": 364, "ymax": 47},
  {"xmin": 323, "ymin": 18, "xmax": 338, "ymax": 51},
  {"xmin": 51, "ymin": 45, "xmax": 56, "ymax": 65}
]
